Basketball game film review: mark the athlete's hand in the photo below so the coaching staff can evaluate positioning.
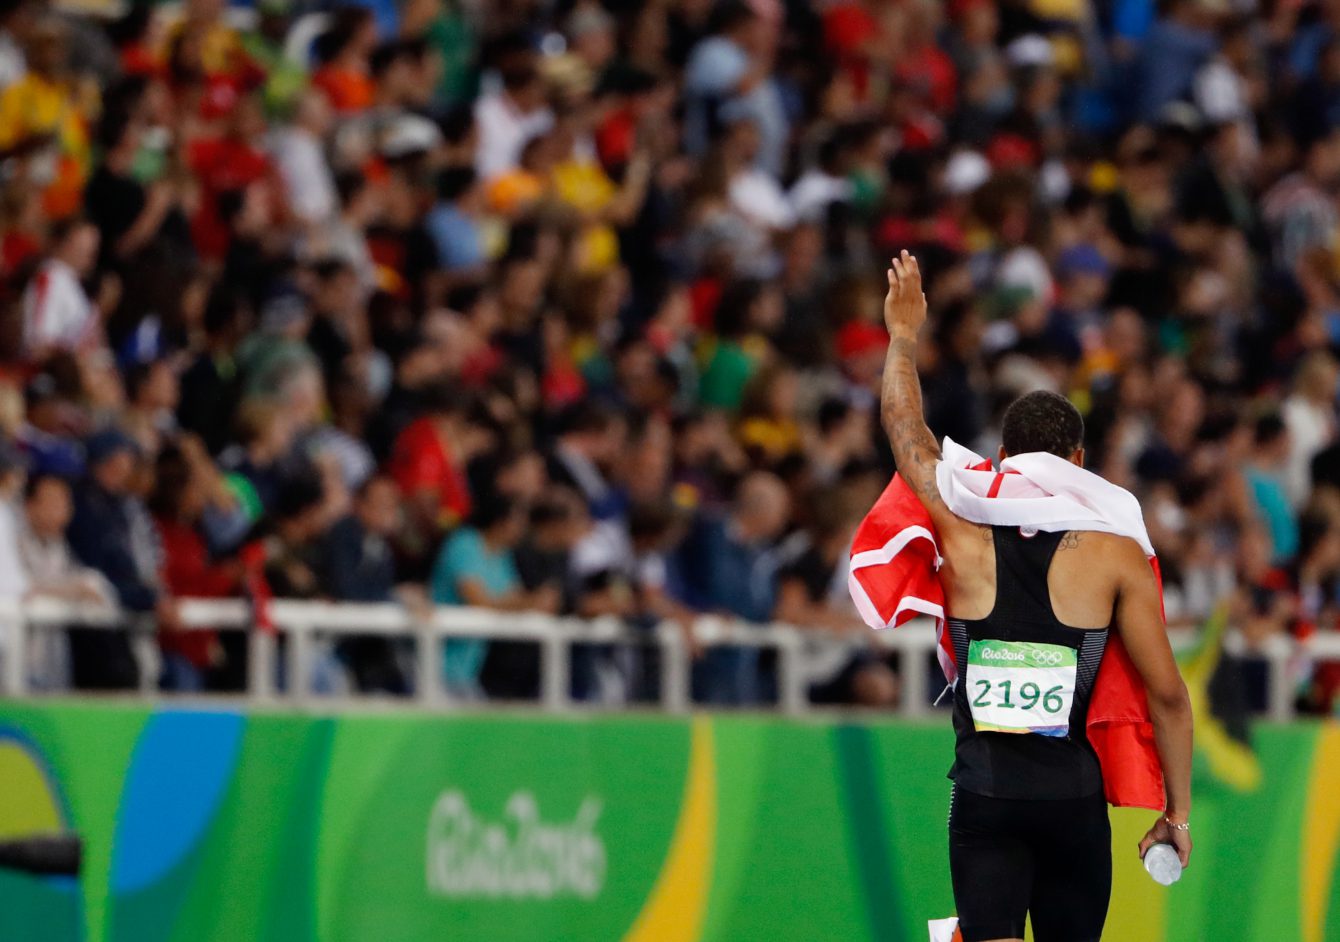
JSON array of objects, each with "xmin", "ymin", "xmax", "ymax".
[
  {"xmin": 1138, "ymin": 815, "xmax": 1192, "ymax": 869},
  {"xmin": 884, "ymin": 250, "xmax": 927, "ymax": 335}
]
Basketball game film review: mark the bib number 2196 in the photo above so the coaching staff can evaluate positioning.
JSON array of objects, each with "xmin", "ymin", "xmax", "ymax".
[{"xmin": 966, "ymin": 640, "xmax": 1076, "ymax": 738}]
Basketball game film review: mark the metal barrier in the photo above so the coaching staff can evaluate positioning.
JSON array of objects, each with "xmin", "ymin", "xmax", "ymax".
[{"xmin": 0, "ymin": 597, "xmax": 1317, "ymax": 719}]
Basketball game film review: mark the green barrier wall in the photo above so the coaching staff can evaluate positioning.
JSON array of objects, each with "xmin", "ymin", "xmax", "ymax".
[{"xmin": 0, "ymin": 701, "xmax": 1336, "ymax": 942}]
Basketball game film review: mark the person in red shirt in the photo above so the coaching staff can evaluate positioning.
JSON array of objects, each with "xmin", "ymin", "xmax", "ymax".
[
  {"xmin": 310, "ymin": 8, "xmax": 377, "ymax": 114},
  {"xmin": 893, "ymin": 2, "xmax": 957, "ymax": 116},
  {"xmin": 0, "ymin": 186, "xmax": 43, "ymax": 280},
  {"xmin": 150, "ymin": 440, "xmax": 241, "ymax": 691},
  {"xmin": 388, "ymin": 380, "xmax": 491, "ymax": 569},
  {"xmin": 186, "ymin": 93, "xmax": 274, "ymax": 259},
  {"xmin": 107, "ymin": 5, "xmax": 164, "ymax": 78}
]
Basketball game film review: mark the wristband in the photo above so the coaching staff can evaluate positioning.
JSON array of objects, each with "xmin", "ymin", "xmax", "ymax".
[{"xmin": 1164, "ymin": 816, "xmax": 1190, "ymax": 831}]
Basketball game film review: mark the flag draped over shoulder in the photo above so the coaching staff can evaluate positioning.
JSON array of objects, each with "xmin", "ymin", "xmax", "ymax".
[{"xmin": 848, "ymin": 438, "xmax": 1167, "ymax": 811}]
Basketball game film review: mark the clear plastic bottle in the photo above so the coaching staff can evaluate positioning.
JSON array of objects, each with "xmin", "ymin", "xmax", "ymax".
[{"xmin": 1143, "ymin": 842, "xmax": 1183, "ymax": 886}]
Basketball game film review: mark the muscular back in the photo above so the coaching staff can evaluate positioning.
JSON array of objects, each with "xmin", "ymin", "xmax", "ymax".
[{"xmin": 939, "ymin": 524, "xmax": 1140, "ymax": 630}]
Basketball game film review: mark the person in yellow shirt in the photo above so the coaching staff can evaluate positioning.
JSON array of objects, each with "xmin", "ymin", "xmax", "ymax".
[
  {"xmin": 736, "ymin": 363, "xmax": 802, "ymax": 462},
  {"xmin": 547, "ymin": 110, "xmax": 652, "ymax": 273},
  {"xmin": 0, "ymin": 18, "xmax": 92, "ymax": 217},
  {"xmin": 169, "ymin": 0, "xmax": 244, "ymax": 78}
]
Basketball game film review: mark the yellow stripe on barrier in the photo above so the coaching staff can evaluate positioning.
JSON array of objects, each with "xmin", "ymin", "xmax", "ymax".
[
  {"xmin": 1301, "ymin": 726, "xmax": 1340, "ymax": 942},
  {"xmin": 623, "ymin": 716, "xmax": 717, "ymax": 942},
  {"xmin": 0, "ymin": 741, "xmax": 62, "ymax": 839}
]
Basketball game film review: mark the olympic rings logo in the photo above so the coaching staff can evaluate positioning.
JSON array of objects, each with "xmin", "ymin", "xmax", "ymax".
[{"xmin": 1032, "ymin": 650, "xmax": 1065, "ymax": 666}]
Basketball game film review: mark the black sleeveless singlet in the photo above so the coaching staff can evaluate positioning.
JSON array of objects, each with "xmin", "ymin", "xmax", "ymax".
[{"xmin": 947, "ymin": 526, "xmax": 1110, "ymax": 800}]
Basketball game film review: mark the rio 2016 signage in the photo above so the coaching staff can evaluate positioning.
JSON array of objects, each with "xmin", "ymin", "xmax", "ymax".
[{"xmin": 425, "ymin": 790, "xmax": 606, "ymax": 899}]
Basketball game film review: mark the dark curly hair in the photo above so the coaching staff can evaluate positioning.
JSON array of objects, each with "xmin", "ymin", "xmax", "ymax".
[{"xmin": 1001, "ymin": 390, "xmax": 1084, "ymax": 458}]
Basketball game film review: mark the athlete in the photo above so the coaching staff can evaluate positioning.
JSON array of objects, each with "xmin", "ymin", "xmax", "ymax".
[{"xmin": 880, "ymin": 251, "xmax": 1194, "ymax": 942}]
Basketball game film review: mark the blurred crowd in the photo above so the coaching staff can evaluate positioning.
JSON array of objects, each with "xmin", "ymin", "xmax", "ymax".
[{"xmin": 2, "ymin": 0, "xmax": 1340, "ymax": 709}]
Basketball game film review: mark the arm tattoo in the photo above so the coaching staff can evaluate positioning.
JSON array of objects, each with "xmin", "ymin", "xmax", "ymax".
[
  {"xmin": 1058, "ymin": 531, "xmax": 1081, "ymax": 551},
  {"xmin": 881, "ymin": 331, "xmax": 942, "ymax": 507}
]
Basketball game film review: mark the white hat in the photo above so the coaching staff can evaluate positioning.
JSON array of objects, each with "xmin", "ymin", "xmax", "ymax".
[
  {"xmin": 1005, "ymin": 34, "xmax": 1055, "ymax": 69},
  {"xmin": 381, "ymin": 114, "xmax": 443, "ymax": 159},
  {"xmin": 943, "ymin": 150, "xmax": 991, "ymax": 196},
  {"xmin": 997, "ymin": 246, "xmax": 1054, "ymax": 302}
]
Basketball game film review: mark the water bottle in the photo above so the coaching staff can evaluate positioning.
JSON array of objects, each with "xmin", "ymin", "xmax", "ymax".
[{"xmin": 1143, "ymin": 842, "xmax": 1183, "ymax": 886}]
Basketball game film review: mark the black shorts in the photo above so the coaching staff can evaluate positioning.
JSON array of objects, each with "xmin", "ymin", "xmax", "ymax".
[{"xmin": 948, "ymin": 784, "xmax": 1111, "ymax": 942}]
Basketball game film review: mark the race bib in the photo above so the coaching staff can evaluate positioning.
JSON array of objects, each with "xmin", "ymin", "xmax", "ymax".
[{"xmin": 966, "ymin": 639, "xmax": 1076, "ymax": 738}]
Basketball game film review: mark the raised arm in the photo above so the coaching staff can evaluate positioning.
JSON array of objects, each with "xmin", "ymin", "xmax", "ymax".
[{"xmin": 880, "ymin": 251, "xmax": 960, "ymax": 533}]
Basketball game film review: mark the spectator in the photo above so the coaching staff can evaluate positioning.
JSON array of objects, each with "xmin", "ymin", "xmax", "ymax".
[
  {"xmin": 0, "ymin": 17, "xmax": 90, "ymax": 216},
  {"xmin": 150, "ymin": 443, "xmax": 239, "ymax": 691},
  {"xmin": 21, "ymin": 216, "xmax": 102, "ymax": 359},
  {"xmin": 84, "ymin": 97, "xmax": 192, "ymax": 279},
  {"xmin": 788, "ymin": 130, "xmax": 853, "ymax": 225},
  {"xmin": 737, "ymin": 364, "xmax": 801, "ymax": 466},
  {"xmin": 1261, "ymin": 129, "xmax": 1340, "ymax": 271},
  {"xmin": 678, "ymin": 471, "xmax": 790, "ymax": 705},
  {"xmin": 304, "ymin": 257, "xmax": 367, "ymax": 384},
  {"xmin": 15, "ymin": 372, "xmax": 82, "ymax": 478},
  {"xmin": 683, "ymin": 1, "xmax": 786, "ymax": 177},
  {"xmin": 311, "ymin": 359, "xmax": 379, "ymax": 492},
  {"xmin": 269, "ymin": 89, "xmax": 338, "ymax": 228},
  {"xmin": 430, "ymin": 492, "xmax": 558, "ymax": 699},
  {"xmin": 547, "ymin": 402, "xmax": 627, "ymax": 521},
  {"xmin": 177, "ymin": 286, "xmax": 248, "ymax": 456},
  {"xmin": 773, "ymin": 495, "xmax": 898, "ymax": 706},
  {"xmin": 1246, "ymin": 414, "xmax": 1299, "ymax": 567},
  {"xmin": 18, "ymin": 472, "xmax": 110, "ymax": 604},
  {"xmin": 721, "ymin": 114, "xmax": 795, "ymax": 233},
  {"xmin": 257, "ymin": 472, "xmax": 328, "ymax": 601},
  {"xmin": 622, "ymin": 498, "xmax": 698, "ymax": 697},
  {"xmin": 698, "ymin": 278, "xmax": 782, "ymax": 411},
  {"xmin": 67, "ymin": 428, "xmax": 167, "ymax": 689},
  {"xmin": 221, "ymin": 397, "xmax": 295, "ymax": 515},
  {"xmin": 0, "ymin": 439, "xmax": 28, "ymax": 602},
  {"xmin": 311, "ymin": 8, "xmax": 378, "ymax": 115},
  {"xmin": 922, "ymin": 301, "xmax": 988, "ymax": 452},
  {"xmin": 1292, "ymin": 35, "xmax": 1340, "ymax": 142},
  {"xmin": 1282, "ymin": 352, "xmax": 1339, "ymax": 509},
  {"xmin": 1288, "ymin": 0, "xmax": 1340, "ymax": 82},
  {"xmin": 425, "ymin": 166, "xmax": 486, "ymax": 277},
  {"xmin": 565, "ymin": 3, "xmax": 617, "ymax": 75},
  {"xmin": 322, "ymin": 474, "xmax": 409, "ymax": 694},
  {"xmin": 123, "ymin": 357, "xmax": 180, "ymax": 456},
  {"xmin": 1193, "ymin": 16, "xmax": 1255, "ymax": 125},
  {"xmin": 304, "ymin": 169, "xmax": 381, "ymax": 296},
  {"xmin": 0, "ymin": 0, "xmax": 35, "ymax": 88},
  {"xmin": 480, "ymin": 488, "xmax": 582, "ymax": 700},
  {"xmin": 1133, "ymin": 0, "xmax": 1219, "ymax": 124},
  {"xmin": 514, "ymin": 489, "xmax": 583, "ymax": 598},
  {"xmin": 548, "ymin": 117, "xmax": 655, "ymax": 272},
  {"xmin": 388, "ymin": 380, "xmax": 486, "ymax": 567},
  {"xmin": 402, "ymin": 0, "xmax": 475, "ymax": 108},
  {"xmin": 186, "ymin": 95, "xmax": 274, "ymax": 262},
  {"xmin": 367, "ymin": 37, "xmax": 440, "ymax": 127},
  {"xmin": 17, "ymin": 471, "xmax": 115, "ymax": 689},
  {"xmin": 809, "ymin": 396, "xmax": 876, "ymax": 486},
  {"xmin": 473, "ymin": 42, "xmax": 553, "ymax": 180}
]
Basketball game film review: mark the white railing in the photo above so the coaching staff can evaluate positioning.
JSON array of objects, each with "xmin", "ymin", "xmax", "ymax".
[{"xmin": 0, "ymin": 598, "xmax": 1317, "ymax": 719}]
